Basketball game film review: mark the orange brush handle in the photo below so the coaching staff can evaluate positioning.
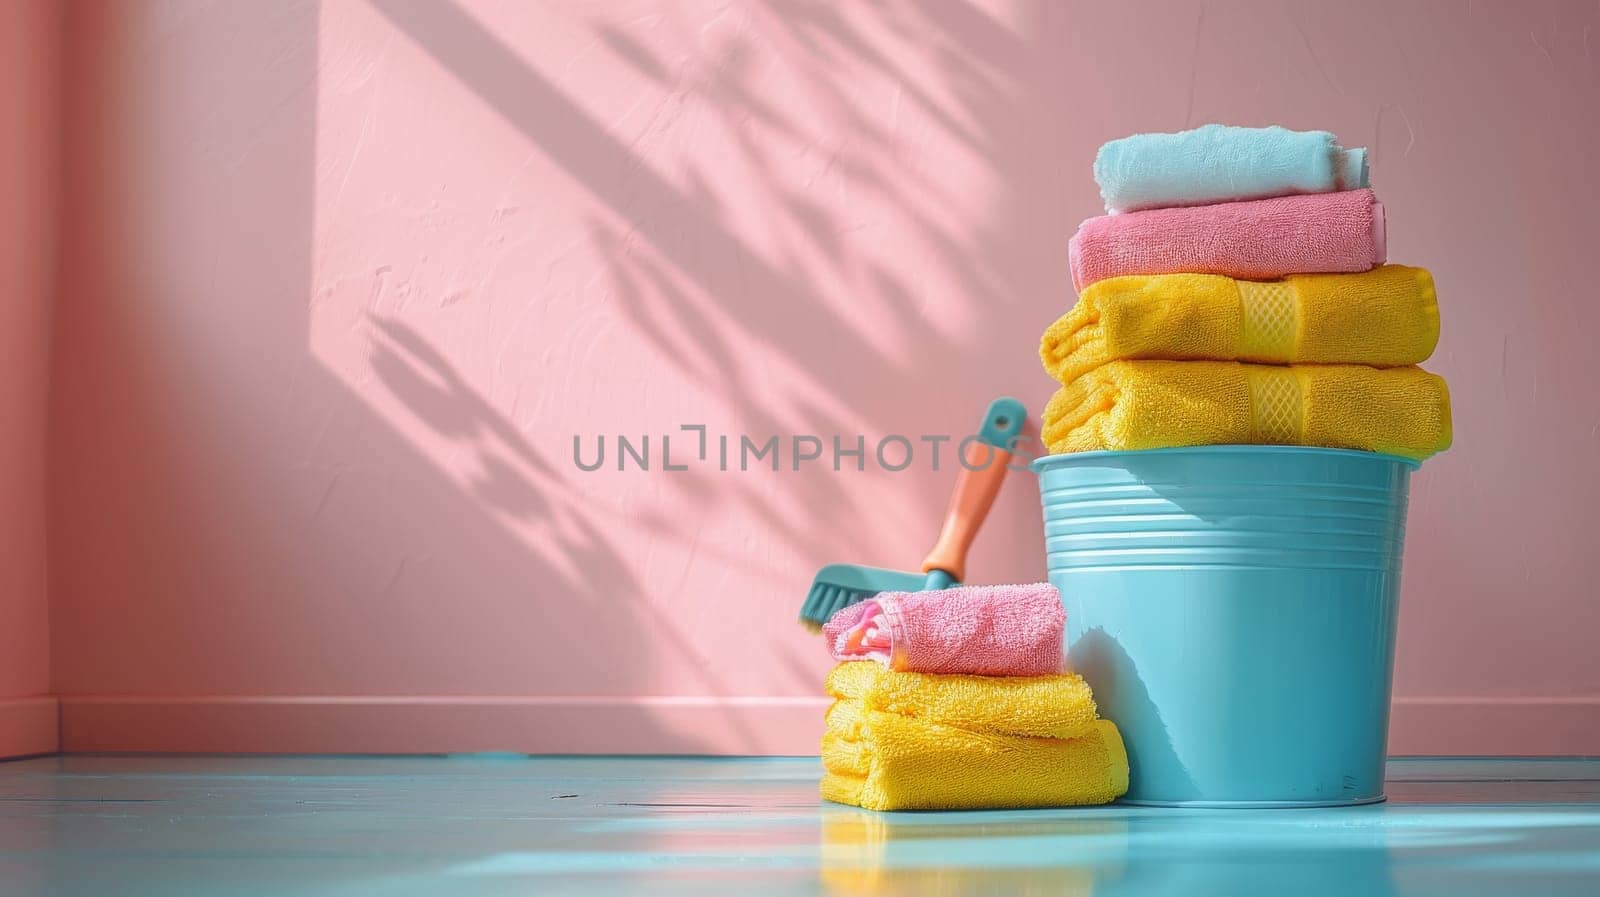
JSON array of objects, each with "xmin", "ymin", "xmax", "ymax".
[{"xmin": 921, "ymin": 441, "xmax": 1013, "ymax": 582}]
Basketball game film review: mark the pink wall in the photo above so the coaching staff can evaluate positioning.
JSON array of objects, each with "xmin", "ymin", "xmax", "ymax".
[
  {"xmin": 0, "ymin": 0, "xmax": 62, "ymax": 759},
  {"xmin": 45, "ymin": 0, "xmax": 1600, "ymax": 754}
]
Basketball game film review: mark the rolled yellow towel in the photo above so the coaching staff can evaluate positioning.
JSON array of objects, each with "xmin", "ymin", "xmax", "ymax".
[
  {"xmin": 826, "ymin": 660, "xmax": 1097, "ymax": 740},
  {"xmin": 1041, "ymin": 360, "xmax": 1452, "ymax": 460},
  {"xmin": 1040, "ymin": 265, "xmax": 1440, "ymax": 383},
  {"xmin": 821, "ymin": 699, "xmax": 1129, "ymax": 810}
]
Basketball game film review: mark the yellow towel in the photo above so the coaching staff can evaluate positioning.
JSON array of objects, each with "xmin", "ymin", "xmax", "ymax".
[
  {"xmin": 1040, "ymin": 265, "xmax": 1440, "ymax": 383},
  {"xmin": 1041, "ymin": 360, "xmax": 1452, "ymax": 460},
  {"xmin": 826, "ymin": 660, "xmax": 1098, "ymax": 739},
  {"xmin": 821, "ymin": 699, "xmax": 1129, "ymax": 810}
]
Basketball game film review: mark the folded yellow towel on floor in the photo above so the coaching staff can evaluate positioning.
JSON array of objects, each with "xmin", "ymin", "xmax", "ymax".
[
  {"xmin": 1040, "ymin": 265, "xmax": 1440, "ymax": 383},
  {"xmin": 1041, "ymin": 360, "xmax": 1452, "ymax": 459},
  {"xmin": 821, "ymin": 699, "xmax": 1129, "ymax": 810},
  {"xmin": 825, "ymin": 660, "xmax": 1097, "ymax": 739}
]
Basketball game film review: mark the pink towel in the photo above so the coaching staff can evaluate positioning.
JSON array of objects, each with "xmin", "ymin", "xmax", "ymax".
[
  {"xmin": 1069, "ymin": 188, "xmax": 1387, "ymax": 290},
  {"xmin": 822, "ymin": 583, "xmax": 1065, "ymax": 677}
]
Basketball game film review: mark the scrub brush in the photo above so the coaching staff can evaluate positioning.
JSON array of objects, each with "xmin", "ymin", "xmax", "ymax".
[{"xmin": 798, "ymin": 397, "xmax": 1025, "ymax": 630}]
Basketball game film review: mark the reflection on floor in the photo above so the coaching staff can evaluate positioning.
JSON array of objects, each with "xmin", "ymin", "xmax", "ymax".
[{"xmin": 1, "ymin": 755, "xmax": 1597, "ymax": 896}]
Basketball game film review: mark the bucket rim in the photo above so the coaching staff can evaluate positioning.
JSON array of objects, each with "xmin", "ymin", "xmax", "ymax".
[{"xmin": 1030, "ymin": 444, "xmax": 1421, "ymax": 472}]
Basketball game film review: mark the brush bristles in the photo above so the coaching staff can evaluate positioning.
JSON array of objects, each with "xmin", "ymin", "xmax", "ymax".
[{"xmin": 799, "ymin": 583, "xmax": 872, "ymax": 629}]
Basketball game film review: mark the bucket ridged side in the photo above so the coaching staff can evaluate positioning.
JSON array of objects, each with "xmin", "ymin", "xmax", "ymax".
[{"xmin": 1035, "ymin": 446, "xmax": 1414, "ymax": 807}]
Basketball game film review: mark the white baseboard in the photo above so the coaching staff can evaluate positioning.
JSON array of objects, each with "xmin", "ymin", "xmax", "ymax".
[
  {"xmin": 1389, "ymin": 696, "xmax": 1600, "ymax": 756},
  {"xmin": 0, "ymin": 695, "xmax": 59, "ymax": 759},
  {"xmin": 57, "ymin": 694, "xmax": 833, "ymax": 755},
  {"xmin": 47, "ymin": 693, "xmax": 1600, "ymax": 756}
]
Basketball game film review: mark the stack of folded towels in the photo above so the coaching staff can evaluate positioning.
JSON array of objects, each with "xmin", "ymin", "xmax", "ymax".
[
  {"xmin": 1042, "ymin": 124, "xmax": 1451, "ymax": 459},
  {"xmin": 818, "ymin": 584, "xmax": 1128, "ymax": 811}
]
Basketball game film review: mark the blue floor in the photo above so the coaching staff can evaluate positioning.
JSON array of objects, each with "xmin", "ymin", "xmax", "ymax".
[{"xmin": 1, "ymin": 756, "xmax": 1598, "ymax": 896}]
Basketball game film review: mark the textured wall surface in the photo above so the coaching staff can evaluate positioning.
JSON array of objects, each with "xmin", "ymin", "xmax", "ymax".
[
  {"xmin": 0, "ymin": 0, "xmax": 62, "ymax": 758},
  {"xmin": 48, "ymin": 0, "xmax": 1600, "ymax": 753}
]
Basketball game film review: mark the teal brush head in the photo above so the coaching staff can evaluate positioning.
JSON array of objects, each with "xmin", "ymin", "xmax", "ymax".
[{"xmin": 799, "ymin": 564, "xmax": 947, "ymax": 631}]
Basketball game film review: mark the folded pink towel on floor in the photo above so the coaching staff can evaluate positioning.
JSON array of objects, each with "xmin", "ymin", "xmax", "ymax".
[
  {"xmin": 1069, "ymin": 189, "xmax": 1386, "ymax": 290},
  {"xmin": 823, "ymin": 583, "xmax": 1065, "ymax": 677}
]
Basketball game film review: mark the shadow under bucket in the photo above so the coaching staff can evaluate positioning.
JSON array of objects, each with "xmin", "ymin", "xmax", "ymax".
[{"xmin": 1034, "ymin": 446, "xmax": 1417, "ymax": 808}]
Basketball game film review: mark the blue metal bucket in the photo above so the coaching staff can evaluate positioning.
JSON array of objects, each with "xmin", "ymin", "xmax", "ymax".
[{"xmin": 1034, "ymin": 446, "xmax": 1416, "ymax": 808}]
